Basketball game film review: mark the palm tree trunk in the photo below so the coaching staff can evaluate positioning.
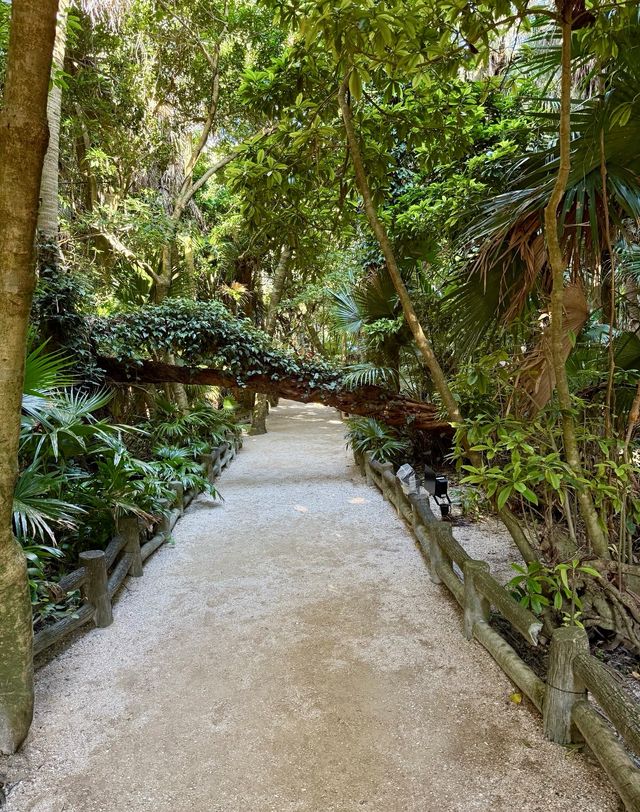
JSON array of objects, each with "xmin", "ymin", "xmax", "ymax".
[
  {"xmin": 543, "ymin": 5, "xmax": 608, "ymax": 558},
  {"xmin": 0, "ymin": 0, "xmax": 59, "ymax": 754},
  {"xmin": 37, "ymin": 0, "xmax": 69, "ymax": 247}
]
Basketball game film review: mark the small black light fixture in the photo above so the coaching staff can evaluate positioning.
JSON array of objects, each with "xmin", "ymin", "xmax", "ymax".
[{"xmin": 424, "ymin": 465, "xmax": 452, "ymax": 518}]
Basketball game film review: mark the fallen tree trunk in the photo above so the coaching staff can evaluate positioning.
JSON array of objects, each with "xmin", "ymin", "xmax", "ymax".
[{"xmin": 98, "ymin": 356, "xmax": 452, "ymax": 433}]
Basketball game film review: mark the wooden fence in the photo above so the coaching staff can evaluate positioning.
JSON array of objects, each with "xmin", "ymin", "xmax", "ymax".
[
  {"xmin": 33, "ymin": 432, "xmax": 241, "ymax": 658},
  {"xmin": 356, "ymin": 450, "xmax": 640, "ymax": 811}
]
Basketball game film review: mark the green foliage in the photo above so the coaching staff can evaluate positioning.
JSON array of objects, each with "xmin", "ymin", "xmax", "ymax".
[
  {"xmin": 456, "ymin": 406, "xmax": 640, "ymax": 525},
  {"xmin": 95, "ymin": 298, "xmax": 346, "ymax": 394},
  {"xmin": 30, "ymin": 266, "xmax": 101, "ymax": 383},
  {"xmin": 150, "ymin": 446, "xmax": 219, "ymax": 500},
  {"xmin": 15, "ymin": 347, "xmax": 228, "ymax": 627},
  {"xmin": 146, "ymin": 398, "xmax": 237, "ymax": 449},
  {"xmin": 507, "ymin": 559, "xmax": 601, "ymax": 626},
  {"xmin": 12, "ymin": 465, "xmax": 84, "ymax": 545},
  {"xmin": 344, "ymin": 417, "xmax": 408, "ymax": 463},
  {"xmin": 342, "ymin": 363, "xmax": 398, "ymax": 390},
  {"xmin": 22, "ymin": 343, "xmax": 76, "ymax": 396}
]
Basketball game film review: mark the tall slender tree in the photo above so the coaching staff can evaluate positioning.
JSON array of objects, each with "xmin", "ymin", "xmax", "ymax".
[
  {"xmin": 37, "ymin": 0, "xmax": 69, "ymax": 249},
  {"xmin": 0, "ymin": 0, "xmax": 59, "ymax": 753},
  {"xmin": 251, "ymin": 244, "xmax": 292, "ymax": 434}
]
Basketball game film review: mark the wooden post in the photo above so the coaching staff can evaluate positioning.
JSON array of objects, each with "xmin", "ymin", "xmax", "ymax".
[
  {"xmin": 353, "ymin": 449, "xmax": 365, "ymax": 476},
  {"xmin": 463, "ymin": 560, "xmax": 491, "ymax": 640},
  {"xmin": 380, "ymin": 461, "xmax": 394, "ymax": 502},
  {"xmin": 364, "ymin": 452, "xmax": 374, "ymax": 486},
  {"xmin": 158, "ymin": 509, "xmax": 172, "ymax": 540},
  {"xmin": 201, "ymin": 453, "xmax": 212, "ymax": 479},
  {"xmin": 211, "ymin": 446, "xmax": 223, "ymax": 479},
  {"xmin": 413, "ymin": 524, "xmax": 442, "ymax": 585},
  {"xmin": 79, "ymin": 551, "xmax": 112, "ymax": 628},
  {"xmin": 412, "ymin": 522, "xmax": 437, "ymax": 584},
  {"xmin": 543, "ymin": 626, "xmax": 589, "ymax": 744},
  {"xmin": 394, "ymin": 476, "xmax": 405, "ymax": 518},
  {"xmin": 168, "ymin": 481, "xmax": 184, "ymax": 513},
  {"xmin": 118, "ymin": 515, "xmax": 143, "ymax": 578}
]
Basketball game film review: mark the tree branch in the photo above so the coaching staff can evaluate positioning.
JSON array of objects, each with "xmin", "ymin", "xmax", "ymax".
[{"xmin": 98, "ymin": 356, "xmax": 453, "ymax": 433}]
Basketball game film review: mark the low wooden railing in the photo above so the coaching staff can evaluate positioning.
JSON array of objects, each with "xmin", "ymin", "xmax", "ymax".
[
  {"xmin": 33, "ymin": 432, "xmax": 241, "ymax": 658},
  {"xmin": 357, "ymin": 450, "xmax": 640, "ymax": 811}
]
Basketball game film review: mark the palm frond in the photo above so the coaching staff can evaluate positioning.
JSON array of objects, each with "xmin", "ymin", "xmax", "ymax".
[
  {"xmin": 23, "ymin": 343, "xmax": 76, "ymax": 396},
  {"xmin": 13, "ymin": 465, "xmax": 84, "ymax": 543}
]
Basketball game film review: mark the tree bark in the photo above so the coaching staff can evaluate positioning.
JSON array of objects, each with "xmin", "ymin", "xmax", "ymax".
[
  {"xmin": 98, "ymin": 356, "xmax": 453, "ymax": 434},
  {"xmin": 37, "ymin": 0, "xmax": 69, "ymax": 244},
  {"xmin": 0, "ymin": 0, "xmax": 59, "ymax": 754},
  {"xmin": 251, "ymin": 245, "xmax": 292, "ymax": 434},
  {"xmin": 543, "ymin": 4, "xmax": 608, "ymax": 558}
]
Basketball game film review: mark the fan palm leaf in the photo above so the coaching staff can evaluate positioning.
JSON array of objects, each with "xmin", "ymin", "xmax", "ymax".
[
  {"xmin": 450, "ymin": 81, "xmax": 640, "ymax": 340},
  {"xmin": 12, "ymin": 465, "xmax": 84, "ymax": 543},
  {"xmin": 23, "ymin": 342, "xmax": 76, "ymax": 396}
]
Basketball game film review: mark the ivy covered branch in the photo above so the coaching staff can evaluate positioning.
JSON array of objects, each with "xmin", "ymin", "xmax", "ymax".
[{"xmin": 94, "ymin": 300, "xmax": 451, "ymax": 433}]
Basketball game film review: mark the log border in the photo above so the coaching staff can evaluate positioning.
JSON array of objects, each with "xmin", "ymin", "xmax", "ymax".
[
  {"xmin": 356, "ymin": 449, "xmax": 640, "ymax": 810},
  {"xmin": 33, "ymin": 431, "xmax": 242, "ymax": 658}
]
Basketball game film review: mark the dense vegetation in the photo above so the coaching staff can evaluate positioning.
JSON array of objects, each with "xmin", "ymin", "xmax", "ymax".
[{"xmin": 2, "ymin": 0, "xmax": 640, "ymax": 752}]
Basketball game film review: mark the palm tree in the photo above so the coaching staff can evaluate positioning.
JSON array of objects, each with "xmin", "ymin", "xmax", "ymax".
[
  {"xmin": 453, "ymin": 25, "xmax": 640, "ymax": 370},
  {"xmin": 329, "ymin": 266, "xmax": 411, "ymax": 392}
]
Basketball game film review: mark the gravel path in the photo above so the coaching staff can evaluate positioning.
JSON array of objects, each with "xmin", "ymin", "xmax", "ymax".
[{"xmin": 4, "ymin": 401, "xmax": 619, "ymax": 811}]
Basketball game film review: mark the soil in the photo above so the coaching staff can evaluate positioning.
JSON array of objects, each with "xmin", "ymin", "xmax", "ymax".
[{"xmin": 2, "ymin": 402, "xmax": 620, "ymax": 811}]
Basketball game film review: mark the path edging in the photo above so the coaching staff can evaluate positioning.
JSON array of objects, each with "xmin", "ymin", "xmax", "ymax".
[
  {"xmin": 32, "ymin": 432, "xmax": 242, "ymax": 659},
  {"xmin": 356, "ymin": 449, "xmax": 640, "ymax": 811}
]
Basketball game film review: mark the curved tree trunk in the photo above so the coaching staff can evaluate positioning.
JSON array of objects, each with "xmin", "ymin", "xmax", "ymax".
[
  {"xmin": 251, "ymin": 245, "xmax": 292, "ymax": 435},
  {"xmin": 0, "ymin": 0, "xmax": 59, "ymax": 754},
  {"xmin": 543, "ymin": 4, "xmax": 608, "ymax": 558},
  {"xmin": 337, "ymin": 74, "xmax": 540, "ymax": 563},
  {"xmin": 99, "ymin": 356, "xmax": 453, "ymax": 434},
  {"xmin": 337, "ymin": 75, "xmax": 463, "ymax": 430}
]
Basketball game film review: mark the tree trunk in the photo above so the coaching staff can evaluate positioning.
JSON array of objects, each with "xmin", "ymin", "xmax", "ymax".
[
  {"xmin": 99, "ymin": 356, "xmax": 453, "ymax": 434},
  {"xmin": 251, "ymin": 245, "xmax": 292, "ymax": 434},
  {"xmin": 37, "ymin": 0, "xmax": 69, "ymax": 245},
  {"xmin": 0, "ymin": 0, "xmax": 59, "ymax": 754},
  {"xmin": 337, "ymin": 73, "xmax": 542, "ymax": 563},
  {"xmin": 337, "ymin": 75, "xmax": 463, "ymax": 429},
  {"xmin": 543, "ymin": 4, "xmax": 608, "ymax": 558}
]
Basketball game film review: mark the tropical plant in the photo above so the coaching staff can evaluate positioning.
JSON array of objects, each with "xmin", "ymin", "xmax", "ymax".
[
  {"xmin": 12, "ymin": 465, "xmax": 83, "ymax": 544},
  {"xmin": 345, "ymin": 417, "xmax": 409, "ymax": 464},
  {"xmin": 147, "ymin": 398, "xmax": 237, "ymax": 450},
  {"xmin": 508, "ymin": 559, "xmax": 602, "ymax": 627},
  {"xmin": 150, "ymin": 445, "xmax": 220, "ymax": 499}
]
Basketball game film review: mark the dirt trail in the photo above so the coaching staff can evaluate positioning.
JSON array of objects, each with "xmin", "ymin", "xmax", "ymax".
[{"xmin": 4, "ymin": 402, "xmax": 618, "ymax": 812}]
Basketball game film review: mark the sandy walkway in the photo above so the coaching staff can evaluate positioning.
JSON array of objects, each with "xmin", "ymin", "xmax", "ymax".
[{"xmin": 4, "ymin": 402, "xmax": 618, "ymax": 811}]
